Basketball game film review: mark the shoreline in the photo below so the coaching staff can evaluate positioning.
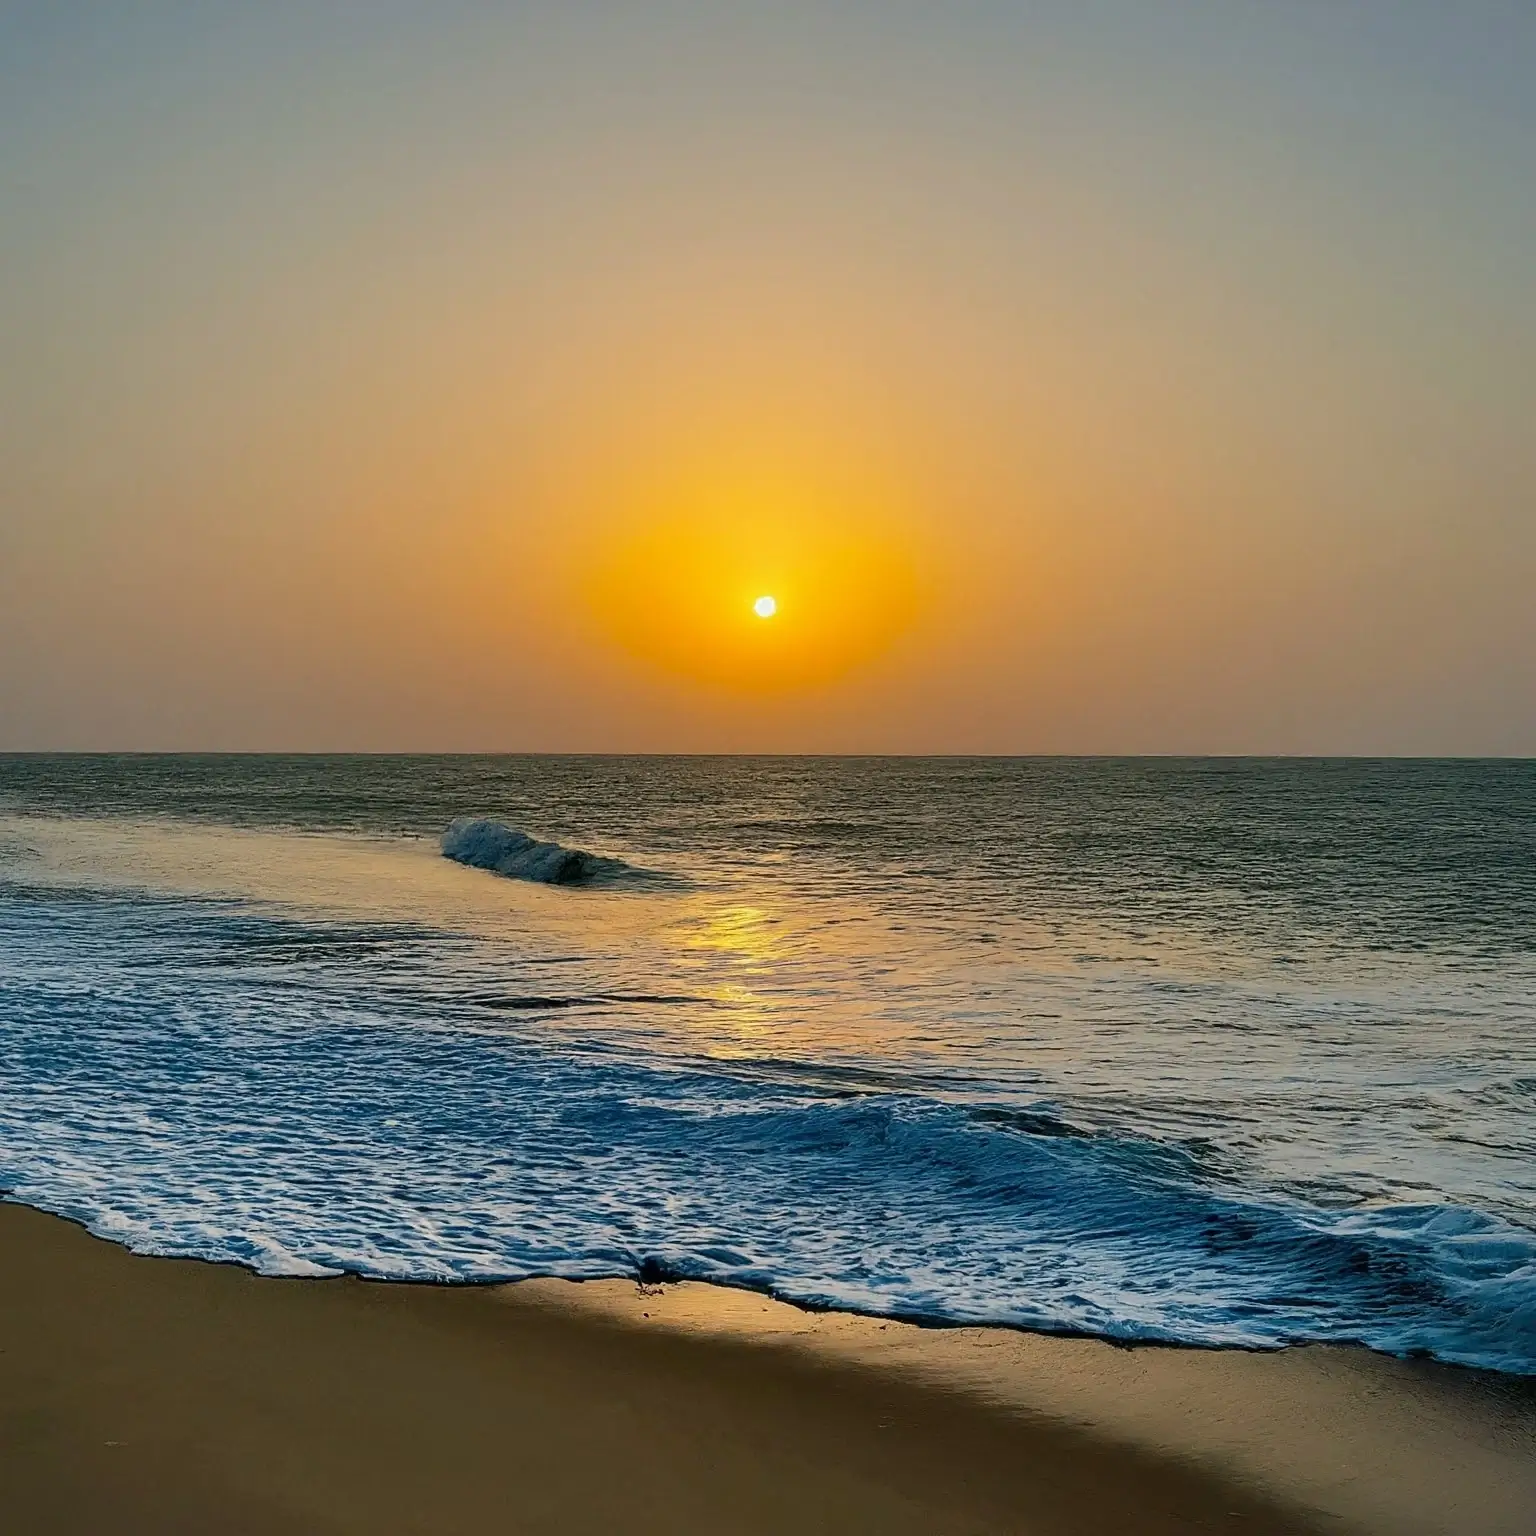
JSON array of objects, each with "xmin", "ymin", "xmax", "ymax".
[{"xmin": 3, "ymin": 1203, "xmax": 1533, "ymax": 1533}]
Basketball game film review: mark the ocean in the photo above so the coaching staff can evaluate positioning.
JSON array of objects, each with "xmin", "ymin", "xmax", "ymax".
[{"xmin": 1, "ymin": 755, "xmax": 1532, "ymax": 1374}]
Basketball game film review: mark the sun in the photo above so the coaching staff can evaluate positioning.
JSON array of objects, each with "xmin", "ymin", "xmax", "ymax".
[{"xmin": 579, "ymin": 494, "xmax": 928, "ymax": 693}]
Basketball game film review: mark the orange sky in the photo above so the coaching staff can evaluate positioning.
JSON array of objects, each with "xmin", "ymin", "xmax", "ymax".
[{"xmin": 1, "ymin": 5, "xmax": 1532, "ymax": 752}]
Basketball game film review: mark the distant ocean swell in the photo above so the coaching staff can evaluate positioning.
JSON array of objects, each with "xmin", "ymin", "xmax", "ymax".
[{"xmin": 1, "ymin": 889, "xmax": 1533, "ymax": 1375}]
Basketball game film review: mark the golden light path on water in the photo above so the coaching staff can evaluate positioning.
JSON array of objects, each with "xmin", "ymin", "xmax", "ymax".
[
  {"xmin": 5, "ymin": 808, "xmax": 1256, "ymax": 1082},
  {"xmin": 0, "ymin": 815, "xmax": 907, "ymax": 1063}
]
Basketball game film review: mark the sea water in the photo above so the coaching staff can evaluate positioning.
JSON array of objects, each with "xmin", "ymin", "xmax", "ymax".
[{"xmin": 1, "ymin": 756, "xmax": 1532, "ymax": 1374}]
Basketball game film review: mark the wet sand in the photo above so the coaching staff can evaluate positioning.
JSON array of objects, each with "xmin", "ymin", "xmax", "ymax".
[{"xmin": 2, "ymin": 1203, "xmax": 1531, "ymax": 1534}]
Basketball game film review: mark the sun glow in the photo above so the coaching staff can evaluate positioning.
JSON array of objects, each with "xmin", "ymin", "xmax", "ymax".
[{"xmin": 577, "ymin": 451, "xmax": 932, "ymax": 695}]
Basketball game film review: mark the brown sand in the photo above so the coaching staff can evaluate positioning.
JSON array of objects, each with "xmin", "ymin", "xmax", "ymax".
[{"xmin": 2, "ymin": 1204, "xmax": 1532, "ymax": 1535}]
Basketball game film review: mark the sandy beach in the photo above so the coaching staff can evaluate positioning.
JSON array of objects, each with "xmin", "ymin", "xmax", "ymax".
[{"xmin": 2, "ymin": 1203, "xmax": 1531, "ymax": 1535}]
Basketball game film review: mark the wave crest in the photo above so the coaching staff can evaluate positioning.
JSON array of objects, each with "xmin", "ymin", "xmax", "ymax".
[{"xmin": 441, "ymin": 818, "xmax": 636, "ymax": 886}]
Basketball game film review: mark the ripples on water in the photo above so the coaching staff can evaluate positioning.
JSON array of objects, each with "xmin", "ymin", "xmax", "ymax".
[{"xmin": 1, "ymin": 756, "xmax": 1532, "ymax": 1372}]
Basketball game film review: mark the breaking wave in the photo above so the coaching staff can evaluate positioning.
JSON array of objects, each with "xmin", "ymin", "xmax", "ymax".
[
  {"xmin": 5, "ymin": 948, "xmax": 1535, "ymax": 1370},
  {"xmin": 441, "ymin": 817, "xmax": 640, "ymax": 886}
]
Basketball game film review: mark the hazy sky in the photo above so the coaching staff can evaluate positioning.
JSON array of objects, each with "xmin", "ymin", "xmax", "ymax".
[{"xmin": 2, "ymin": 2, "xmax": 1532, "ymax": 752}]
